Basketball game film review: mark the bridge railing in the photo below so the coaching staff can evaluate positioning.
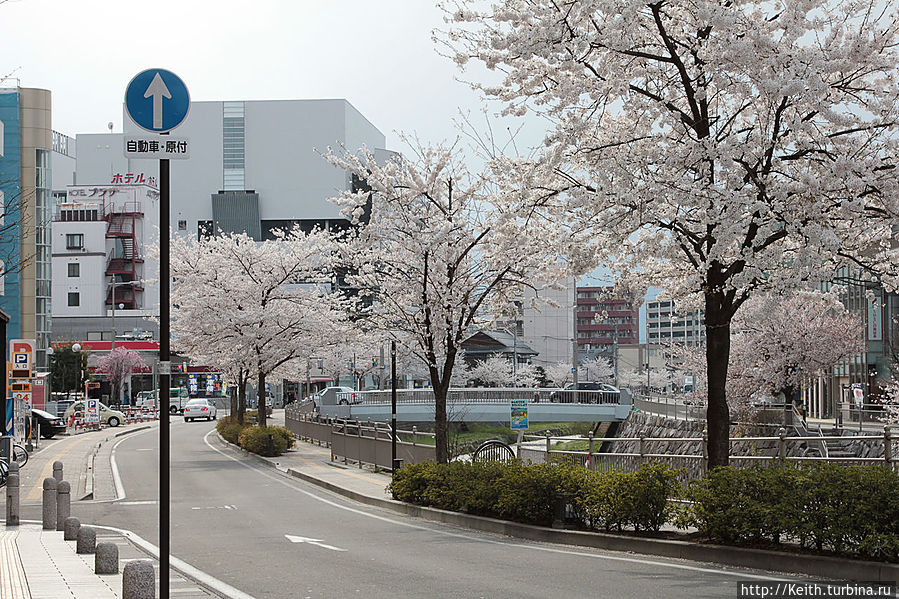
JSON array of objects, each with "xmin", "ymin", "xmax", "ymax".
[{"xmin": 340, "ymin": 387, "xmax": 621, "ymax": 405}]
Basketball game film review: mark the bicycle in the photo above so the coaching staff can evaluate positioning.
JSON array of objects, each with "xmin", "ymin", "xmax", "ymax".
[{"xmin": 0, "ymin": 443, "xmax": 28, "ymax": 487}]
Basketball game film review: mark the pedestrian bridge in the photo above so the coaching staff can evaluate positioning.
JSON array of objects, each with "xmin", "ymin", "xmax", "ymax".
[{"xmin": 317, "ymin": 388, "xmax": 633, "ymax": 423}]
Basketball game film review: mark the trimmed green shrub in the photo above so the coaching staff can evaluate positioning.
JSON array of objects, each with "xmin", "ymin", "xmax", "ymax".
[
  {"xmin": 216, "ymin": 415, "xmax": 250, "ymax": 445},
  {"xmin": 682, "ymin": 463, "xmax": 899, "ymax": 560},
  {"xmin": 238, "ymin": 425, "xmax": 292, "ymax": 456},
  {"xmin": 389, "ymin": 460, "xmax": 678, "ymax": 531}
]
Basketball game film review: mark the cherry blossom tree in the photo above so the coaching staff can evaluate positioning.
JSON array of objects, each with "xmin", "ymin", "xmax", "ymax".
[
  {"xmin": 95, "ymin": 347, "xmax": 146, "ymax": 406},
  {"xmin": 445, "ymin": 1, "xmax": 899, "ymax": 466},
  {"xmin": 544, "ymin": 362, "xmax": 575, "ymax": 387},
  {"xmin": 731, "ymin": 290, "xmax": 865, "ymax": 405},
  {"xmin": 467, "ymin": 353, "xmax": 513, "ymax": 386},
  {"xmin": 579, "ymin": 356, "xmax": 614, "ymax": 382},
  {"xmin": 327, "ymin": 143, "xmax": 561, "ymax": 463},
  {"xmin": 171, "ymin": 228, "xmax": 349, "ymax": 426}
]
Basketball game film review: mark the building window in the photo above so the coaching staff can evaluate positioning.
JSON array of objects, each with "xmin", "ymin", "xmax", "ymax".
[
  {"xmin": 67, "ymin": 292, "xmax": 80, "ymax": 307},
  {"xmin": 67, "ymin": 263, "xmax": 80, "ymax": 277},
  {"xmin": 178, "ymin": 220, "xmax": 187, "ymax": 231},
  {"xmin": 66, "ymin": 233, "xmax": 84, "ymax": 249}
]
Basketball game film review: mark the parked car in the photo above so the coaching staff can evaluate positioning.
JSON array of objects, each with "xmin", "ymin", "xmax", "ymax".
[
  {"xmin": 182, "ymin": 398, "xmax": 217, "ymax": 422},
  {"xmin": 63, "ymin": 401, "xmax": 127, "ymax": 427},
  {"xmin": 28, "ymin": 408, "xmax": 68, "ymax": 439},
  {"xmin": 314, "ymin": 386, "xmax": 357, "ymax": 406}
]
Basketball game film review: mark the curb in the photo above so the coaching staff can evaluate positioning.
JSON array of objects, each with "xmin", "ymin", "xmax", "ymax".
[{"xmin": 216, "ymin": 435, "xmax": 899, "ymax": 583}]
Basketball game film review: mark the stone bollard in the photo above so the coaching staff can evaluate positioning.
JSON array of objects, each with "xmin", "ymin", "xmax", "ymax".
[
  {"xmin": 56, "ymin": 481, "xmax": 71, "ymax": 531},
  {"xmin": 122, "ymin": 559, "xmax": 155, "ymax": 599},
  {"xmin": 53, "ymin": 461, "xmax": 64, "ymax": 482},
  {"xmin": 42, "ymin": 477, "xmax": 57, "ymax": 530},
  {"xmin": 5, "ymin": 472, "xmax": 19, "ymax": 526},
  {"xmin": 95, "ymin": 542, "xmax": 119, "ymax": 574},
  {"xmin": 64, "ymin": 517, "xmax": 81, "ymax": 541},
  {"xmin": 76, "ymin": 526, "xmax": 96, "ymax": 554}
]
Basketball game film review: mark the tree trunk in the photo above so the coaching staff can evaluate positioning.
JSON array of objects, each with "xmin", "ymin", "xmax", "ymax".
[
  {"xmin": 705, "ymin": 289, "xmax": 732, "ymax": 468},
  {"xmin": 433, "ymin": 381, "xmax": 449, "ymax": 464},
  {"xmin": 237, "ymin": 376, "xmax": 247, "ymax": 425},
  {"xmin": 257, "ymin": 370, "xmax": 267, "ymax": 427},
  {"xmin": 229, "ymin": 386, "xmax": 238, "ymax": 418}
]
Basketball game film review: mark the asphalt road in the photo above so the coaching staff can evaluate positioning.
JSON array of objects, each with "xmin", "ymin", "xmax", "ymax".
[{"xmin": 52, "ymin": 418, "xmax": 789, "ymax": 599}]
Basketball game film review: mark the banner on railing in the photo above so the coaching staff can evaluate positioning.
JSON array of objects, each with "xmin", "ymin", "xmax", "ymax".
[{"xmin": 510, "ymin": 399, "xmax": 528, "ymax": 430}]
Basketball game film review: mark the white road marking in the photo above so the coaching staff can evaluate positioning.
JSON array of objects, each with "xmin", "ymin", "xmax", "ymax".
[
  {"xmin": 118, "ymin": 500, "xmax": 158, "ymax": 505},
  {"xmin": 285, "ymin": 534, "xmax": 347, "ymax": 552},
  {"xmin": 190, "ymin": 505, "xmax": 237, "ymax": 510},
  {"xmin": 202, "ymin": 430, "xmax": 787, "ymax": 581}
]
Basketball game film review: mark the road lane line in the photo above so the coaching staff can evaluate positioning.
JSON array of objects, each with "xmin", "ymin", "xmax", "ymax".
[
  {"xmin": 202, "ymin": 430, "xmax": 787, "ymax": 582},
  {"xmin": 110, "ymin": 425, "xmax": 155, "ymax": 502}
]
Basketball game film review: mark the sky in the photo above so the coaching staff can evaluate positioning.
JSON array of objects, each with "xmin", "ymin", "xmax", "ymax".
[
  {"xmin": 0, "ymin": 0, "xmax": 546, "ymax": 155},
  {"xmin": 0, "ymin": 0, "xmax": 639, "ymax": 332}
]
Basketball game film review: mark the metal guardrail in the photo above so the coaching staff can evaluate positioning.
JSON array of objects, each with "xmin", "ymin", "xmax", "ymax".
[
  {"xmin": 338, "ymin": 387, "xmax": 621, "ymax": 406},
  {"xmin": 284, "ymin": 409, "xmax": 435, "ymax": 470},
  {"xmin": 518, "ymin": 428, "xmax": 896, "ymax": 481}
]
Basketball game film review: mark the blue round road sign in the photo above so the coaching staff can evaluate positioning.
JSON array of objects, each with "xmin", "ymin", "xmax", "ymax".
[{"xmin": 125, "ymin": 69, "xmax": 190, "ymax": 133}]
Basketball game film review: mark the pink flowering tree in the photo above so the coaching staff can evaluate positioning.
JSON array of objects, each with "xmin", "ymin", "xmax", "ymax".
[
  {"xmin": 445, "ymin": 1, "xmax": 899, "ymax": 466},
  {"xmin": 96, "ymin": 347, "xmax": 146, "ymax": 406}
]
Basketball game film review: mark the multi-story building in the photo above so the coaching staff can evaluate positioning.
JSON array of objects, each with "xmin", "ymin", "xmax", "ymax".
[
  {"xmin": 520, "ymin": 281, "xmax": 575, "ymax": 368},
  {"xmin": 645, "ymin": 298, "xmax": 705, "ymax": 346},
  {"xmin": 0, "ymin": 87, "xmax": 57, "ymax": 369},
  {"xmin": 51, "ymin": 183, "xmax": 159, "ymax": 341},
  {"xmin": 575, "ymin": 286, "xmax": 638, "ymax": 357},
  {"xmin": 52, "ymin": 97, "xmax": 388, "ymax": 344}
]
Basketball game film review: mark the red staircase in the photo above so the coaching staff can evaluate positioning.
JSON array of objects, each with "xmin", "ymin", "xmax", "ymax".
[{"xmin": 105, "ymin": 203, "xmax": 144, "ymax": 309}]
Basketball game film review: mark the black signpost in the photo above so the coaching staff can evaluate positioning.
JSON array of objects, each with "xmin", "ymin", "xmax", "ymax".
[{"xmin": 124, "ymin": 68, "xmax": 190, "ymax": 599}]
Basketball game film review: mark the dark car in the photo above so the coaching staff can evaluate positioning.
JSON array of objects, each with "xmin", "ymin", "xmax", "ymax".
[
  {"xmin": 28, "ymin": 408, "xmax": 68, "ymax": 439},
  {"xmin": 549, "ymin": 382, "xmax": 616, "ymax": 403}
]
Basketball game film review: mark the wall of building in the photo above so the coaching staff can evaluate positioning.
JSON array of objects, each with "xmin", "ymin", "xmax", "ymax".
[{"xmin": 521, "ymin": 281, "xmax": 574, "ymax": 368}]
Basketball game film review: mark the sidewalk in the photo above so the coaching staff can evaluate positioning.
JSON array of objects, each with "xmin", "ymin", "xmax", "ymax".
[{"xmin": 1, "ymin": 523, "xmax": 213, "ymax": 599}]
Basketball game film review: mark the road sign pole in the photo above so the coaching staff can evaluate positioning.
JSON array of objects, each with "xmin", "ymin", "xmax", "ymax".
[
  {"xmin": 391, "ymin": 341, "xmax": 397, "ymax": 474},
  {"xmin": 159, "ymin": 157, "xmax": 171, "ymax": 599}
]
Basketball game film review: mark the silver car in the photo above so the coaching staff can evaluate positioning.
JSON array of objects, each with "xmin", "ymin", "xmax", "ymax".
[{"xmin": 183, "ymin": 398, "xmax": 218, "ymax": 422}]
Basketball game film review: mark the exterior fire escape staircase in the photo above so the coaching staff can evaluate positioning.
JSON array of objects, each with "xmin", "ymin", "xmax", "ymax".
[{"xmin": 105, "ymin": 202, "xmax": 144, "ymax": 309}]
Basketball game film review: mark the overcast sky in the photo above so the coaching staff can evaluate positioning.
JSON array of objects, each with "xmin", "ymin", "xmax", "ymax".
[{"xmin": 1, "ymin": 0, "xmax": 549, "ymax": 155}]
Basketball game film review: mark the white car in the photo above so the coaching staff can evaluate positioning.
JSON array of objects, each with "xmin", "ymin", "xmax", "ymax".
[
  {"xmin": 182, "ymin": 398, "xmax": 217, "ymax": 422},
  {"xmin": 315, "ymin": 386, "xmax": 357, "ymax": 405}
]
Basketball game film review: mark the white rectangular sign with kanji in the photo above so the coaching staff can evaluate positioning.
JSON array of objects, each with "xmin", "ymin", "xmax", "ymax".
[{"xmin": 124, "ymin": 136, "xmax": 190, "ymax": 160}]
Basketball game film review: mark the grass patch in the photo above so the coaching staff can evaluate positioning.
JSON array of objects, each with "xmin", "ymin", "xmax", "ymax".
[{"xmin": 397, "ymin": 422, "xmax": 596, "ymax": 453}]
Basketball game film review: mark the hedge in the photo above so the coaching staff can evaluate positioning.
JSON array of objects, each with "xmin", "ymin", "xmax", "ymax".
[
  {"xmin": 389, "ymin": 460, "xmax": 899, "ymax": 561},
  {"xmin": 389, "ymin": 460, "xmax": 678, "ymax": 531},
  {"xmin": 216, "ymin": 417, "xmax": 295, "ymax": 457},
  {"xmin": 681, "ymin": 464, "xmax": 899, "ymax": 560},
  {"xmin": 237, "ymin": 425, "xmax": 295, "ymax": 457}
]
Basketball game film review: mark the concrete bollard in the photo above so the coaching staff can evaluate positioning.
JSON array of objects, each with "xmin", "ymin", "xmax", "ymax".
[
  {"xmin": 42, "ymin": 477, "xmax": 57, "ymax": 530},
  {"xmin": 64, "ymin": 517, "xmax": 81, "ymax": 541},
  {"xmin": 56, "ymin": 481, "xmax": 71, "ymax": 531},
  {"xmin": 53, "ymin": 461, "xmax": 64, "ymax": 482},
  {"xmin": 95, "ymin": 542, "xmax": 119, "ymax": 574},
  {"xmin": 122, "ymin": 559, "xmax": 155, "ymax": 599},
  {"xmin": 5, "ymin": 472, "xmax": 19, "ymax": 526},
  {"xmin": 76, "ymin": 526, "xmax": 96, "ymax": 554}
]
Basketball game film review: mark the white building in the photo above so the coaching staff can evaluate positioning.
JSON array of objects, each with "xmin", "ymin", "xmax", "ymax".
[
  {"xmin": 521, "ymin": 281, "xmax": 575, "ymax": 368},
  {"xmin": 52, "ymin": 98, "xmax": 387, "ymax": 343},
  {"xmin": 645, "ymin": 299, "xmax": 705, "ymax": 346}
]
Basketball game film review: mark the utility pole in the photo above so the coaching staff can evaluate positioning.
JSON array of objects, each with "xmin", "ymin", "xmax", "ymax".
[{"xmin": 572, "ymin": 279, "xmax": 579, "ymax": 403}]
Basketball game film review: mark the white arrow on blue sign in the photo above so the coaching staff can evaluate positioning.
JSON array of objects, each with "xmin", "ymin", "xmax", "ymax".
[{"xmin": 125, "ymin": 69, "xmax": 190, "ymax": 133}]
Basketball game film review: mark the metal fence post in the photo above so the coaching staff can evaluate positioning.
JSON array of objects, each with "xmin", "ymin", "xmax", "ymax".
[
  {"xmin": 778, "ymin": 427, "xmax": 787, "ymax": 460},
  {"xmin": 358, "ymin": 420, "xmax": 363, "ymax": 469},
  {"xmin": 587, "ymin": 434, "xmax": 594, "ymax": 471},
  {"xmin": 701, "ymin": 430, "xmax": 708, "ymax": 475},
  {"xmin": 884, "ymin": 425, "xmax": 893, "ymax": 468},
  {"xmin": 545, "ymin": 431, "xmax": 552, "ymax": 462},
  {"xmin": 412, "ymin": 426, "xmax": 418, "ymax": 446},
  {"xmin": 639, "ymin": 435, "xmax": 646, "ymax": 466}
]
